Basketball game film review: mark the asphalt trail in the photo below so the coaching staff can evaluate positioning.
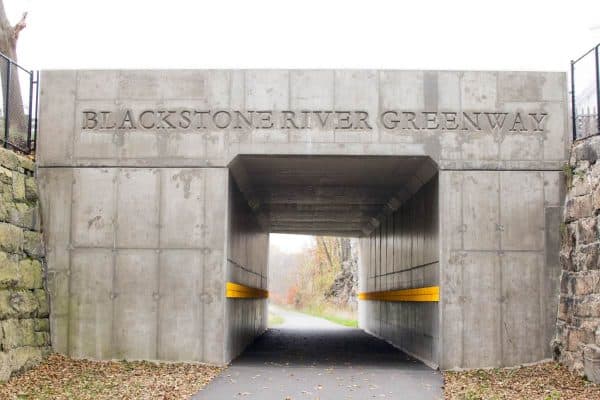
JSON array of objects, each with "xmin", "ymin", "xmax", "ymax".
[{"xmin": 193, "ymin": 305, "xmax": 443, "ymax": 399}]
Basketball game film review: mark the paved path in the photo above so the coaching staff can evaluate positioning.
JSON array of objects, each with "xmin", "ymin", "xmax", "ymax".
[{"xmin": 193, "ymin": 306, "xmax": 443, "ymax": 399}]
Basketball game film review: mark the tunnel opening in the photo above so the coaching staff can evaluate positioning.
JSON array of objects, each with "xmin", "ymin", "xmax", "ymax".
[{"xmin": 225, "ymin": 155, "xmax": 440, "ymax": 368}]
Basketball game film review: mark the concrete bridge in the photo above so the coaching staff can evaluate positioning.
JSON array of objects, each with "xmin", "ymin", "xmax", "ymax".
[{"xmin": 36, "ymin": 69, "xmax": 568, "ymax": 369}]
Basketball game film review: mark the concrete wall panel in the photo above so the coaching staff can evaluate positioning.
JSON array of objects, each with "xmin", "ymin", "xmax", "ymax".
[
  {"xmin": 69, "ymin": 249, "xmax": 113, "ymax": 359},
  {"xmin": 38, "ymin": 167, "xmax": 229, "ymax": 364},
  {"xmin": 72, "ymin": 168, "xmax": 116, "ymax": 248},
  {"xmin": 114, "ymin": 250, "xmax": 159, "ymax": 359},
  {"xmin": 38, "ymin": 168, "xmax": 73, "ymax": 354},
  {"xmin": 117, "ymin": 169, "xmax": 160, "ymax": 248},
  {"xmin": 439, "ymin": 169, "xmax": 563, "ymax": 368},
  {"xmin": 158, "ymin": 250, "xmax": 204, "ymax": 362},
  {"xmin": 500, "ymin": 171, "xmax": 544, "ymax": 251},
  {"xmin": 461, "ymin": 252, "xmax": 501, "ymax": 368},
  {"xmin": 501, "ymin": 252, "xmax": 544, "ymax": 365}
]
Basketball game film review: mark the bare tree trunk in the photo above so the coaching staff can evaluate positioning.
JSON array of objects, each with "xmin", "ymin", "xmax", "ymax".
[
  {"xmin": 0, "ymin": 1, "xmax": 27, "ymax": 137},
  {"xmin": 318, "ymin": 237, "xmax": 334, "ymax": 269}
]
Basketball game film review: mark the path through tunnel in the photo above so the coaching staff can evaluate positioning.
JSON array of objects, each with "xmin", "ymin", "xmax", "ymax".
[{"xmin": 224, "ymin": 154, "xmax": 441, "ymax": 374}]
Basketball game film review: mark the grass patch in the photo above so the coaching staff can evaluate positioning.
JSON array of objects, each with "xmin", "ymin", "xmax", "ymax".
[
  {"xmin": 285, "ymin": 304, "xmax": 358, "ymax": 328},
  {"xmin": 268, "ymin": 312, "xmax": 284, "ymax": 327},
  {"xmin": 314, "ymin": 313, "xmax": 358, "ymax": 328}
]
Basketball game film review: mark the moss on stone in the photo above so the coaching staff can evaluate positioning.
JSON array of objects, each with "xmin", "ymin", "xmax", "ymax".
[
  {"xmin": 18, "ymin": 259, "xmax": 43, "ymax": 289},
  {"xmin": 0, "ymin": 223, "xmax": 23, "ymax": 254},
  {"xmin": 0, "ymin": 252, "xmax": 19, "ymax": 289}
]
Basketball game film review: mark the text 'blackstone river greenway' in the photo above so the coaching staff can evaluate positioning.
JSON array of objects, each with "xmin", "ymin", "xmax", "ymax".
[{"xmin": 81, "ymin": 109, "xmax": 549, "ymax": 132}]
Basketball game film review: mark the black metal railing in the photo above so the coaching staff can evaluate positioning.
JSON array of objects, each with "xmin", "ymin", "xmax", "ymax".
[
  {"xmin": 571, "ymin": 43, "xmax": 600, "ymax": 141},
  {"xmin": 0, "ymin": 52, "xmax": 39, "ymax": 154}
]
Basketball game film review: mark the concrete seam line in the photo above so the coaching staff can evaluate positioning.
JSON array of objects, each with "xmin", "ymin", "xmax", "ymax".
[{"xmin": 358, "ymin": 286, "xmax": 440, "ymax": 302}]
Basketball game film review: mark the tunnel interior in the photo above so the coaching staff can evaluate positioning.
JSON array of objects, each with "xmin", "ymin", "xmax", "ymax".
[{"xmin": 225, "ymin": 155, "xmax": 440, "ymax": 366}]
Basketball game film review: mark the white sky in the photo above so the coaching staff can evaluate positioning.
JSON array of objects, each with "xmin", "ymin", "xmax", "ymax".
[
  {"xmin": 5, "ymin": 0, "xmax": 599, "ymax": 252},
  {"xmin": 5, "ymin": 0, "xmax": 600, "ymax": 71},
  {"xmin": 270, "ymin": 234, "xmax": 314, "ymax": 253}
]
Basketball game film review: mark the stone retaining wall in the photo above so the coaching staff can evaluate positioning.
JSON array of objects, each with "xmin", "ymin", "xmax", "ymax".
[
  {"xmin": 0, "ymin": 147, "xmax": 49, "ymax": 381},
  {"xmin": 555, "ymin": 135, "xmax": 600, "ymax": 381}
]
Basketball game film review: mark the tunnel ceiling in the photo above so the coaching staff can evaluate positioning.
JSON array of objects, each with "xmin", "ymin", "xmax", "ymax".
[{"xmin": 229, "ymin": 155, "xmax": 437, "ymax": 237}]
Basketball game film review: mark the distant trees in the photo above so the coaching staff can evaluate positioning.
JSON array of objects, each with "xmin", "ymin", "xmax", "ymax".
[{"xmin": 0, "ymin": 0, "xmax": 27, "ymax": 135}]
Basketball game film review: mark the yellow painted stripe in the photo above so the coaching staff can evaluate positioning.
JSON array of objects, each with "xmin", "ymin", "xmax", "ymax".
[
  {"xmin": 226, "ymin": 282, "xmax": 269, "ymax": 299},
  {"xmin": 358, "ymin": 286, "xmax": 439, "ymax": 302}
]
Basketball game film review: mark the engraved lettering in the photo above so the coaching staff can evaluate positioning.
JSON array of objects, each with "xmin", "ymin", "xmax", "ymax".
[
  {"xmin": 179, "ymin": 110, "xmax": 192, "ymax": 129},
  {"xmin": 509, "ymin": 112, "xmax": 527, "ymax": 132},
  {"xmin": 78, "ymin": 108, "xmax": 551, "ymax": 135},
  {"xmin": 234, "ymin": 110, "xmax": 254, "ymax": 129},
  {"xmin": 193, "ymin": 111, "xmax": 210, "ymax": 129},
  {"xmin": 422, "ymin": 112, "xmax": 439, "ymax": 129},
  {"xmin": 461, "ymin": 112, "xmax": 481, "ymax": 131},
  {"xmin": 442, "ymin": 112, "xmax": 459, "ymax": 130},
  {"xmin": 355, "ymin": 111, "xmax": 372, "ymax": 129},
  {"xmin": 139, "ymin": 110, "xmax": 155, "ymax": 129},
  {"xmin": 300, "ymin": 110, "xmax": 311, "ymax": 129},
  {"xmin": 484, "ymin": 112, "xmax": 508, "ymax": 129},
  {"xmin": 402, "ymin": 112, "xmax": 418, "ymax": 130},
  {"xmin": 157, "ymin": 110, "xmax": 176, "ymax": 129},
  {"xmin": 257, "ymin": 111, "xmax": 273, "ymax": 129},
  {"xmin": 381, "ymin": 111, "xmax": 400, "ymax": 129},
  {"xmin": 313, "ymin": 111, "xmax": 332, "ymax": 128},
  {"xmin": 213, "ymin": 110, "xmax": 232, "ymax": 129},
  {"xmin": 282, "ymin": 111, "xmax": 299, "ymax": 129},
  {"xmin": 529, "ymin": 113, "xmax": 547, "ymax": 132},
  {"xmin": 119, "ymin": 109, "xmax": 137, "ymax": 129},
  {"xmin": 100, "ymin": 111, "xmax": 116, "ymax": 129},
  {"xmin": 336, "ymin": 111, "xmax": 352, "ymax": 129},
  {"xmin": 82, "ymin": 111, "xmax": 98, "ymax": 129}
]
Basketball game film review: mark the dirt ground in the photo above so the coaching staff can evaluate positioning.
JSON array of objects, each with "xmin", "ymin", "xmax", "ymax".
[
  {"xmin": 444, "ymin": 362, "xmax": 600, "ymax": 400},
  {"xmin": 0, "ymin": 354, "xmax": 223, "ymax": 400}
]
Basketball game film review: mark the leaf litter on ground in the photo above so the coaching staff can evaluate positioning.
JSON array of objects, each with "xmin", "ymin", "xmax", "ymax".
[{"xmin": 0, "ymin": 353, "xmax": 224, "ymax": 400}]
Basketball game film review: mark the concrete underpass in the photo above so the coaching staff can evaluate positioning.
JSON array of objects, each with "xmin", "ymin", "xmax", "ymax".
[
  {"xmin": 37, "ymin": 69, "xmax": 566, "ymax": 372},
  {"xmin": 226, "ymin": 155, "xmax": 440, "ymax": 367}
]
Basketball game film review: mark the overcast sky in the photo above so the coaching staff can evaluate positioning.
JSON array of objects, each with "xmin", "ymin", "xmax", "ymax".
[
  {"xmin": 5, "ymin": 0, "xmax": 600, "ymax": 71},
  {"xmin": 6, "ymin": 0, "xmax": 598, "ymax": 252}
]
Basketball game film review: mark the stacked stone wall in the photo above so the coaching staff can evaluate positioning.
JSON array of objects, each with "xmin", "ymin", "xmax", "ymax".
[{"xmin": 0, "ymin": 147, "xmax": 49, "ymax": 381}]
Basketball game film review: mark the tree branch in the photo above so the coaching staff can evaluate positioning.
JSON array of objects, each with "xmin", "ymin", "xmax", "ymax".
[
  {"xmin": 318, "ymin": 237, "xmax": 334, "ymax": 269},
  {"xmin": 12, "ymin": 12, "xmax": 26, "ymax": 40}
]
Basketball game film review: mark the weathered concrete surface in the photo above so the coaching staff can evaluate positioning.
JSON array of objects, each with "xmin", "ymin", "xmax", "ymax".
[
  {"xmin": 439, "ymin": 169, "xmax": 563, "ymax": 368},
  {"xmin": 37, "ymin": 69, "xmax": 568, "ymax": 367},
  {"xmin": 0, "ymin": 148, "xmax": 49, "ymax": 381},
  {"xmin": 38, "ymin": 70, "xmax": 567, "ymax": 169},
  {"xmin": 38, "ymin": 167, "xmax": 229, "ymax": 364},
  {"xmin": 194, "ymin": 307, "xmax": 442, "ymax": 400}
]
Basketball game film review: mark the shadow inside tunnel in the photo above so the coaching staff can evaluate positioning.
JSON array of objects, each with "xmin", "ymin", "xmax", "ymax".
[{"xmin": 232, "ymin": 327, "xmax": 434, "ymax": 370}]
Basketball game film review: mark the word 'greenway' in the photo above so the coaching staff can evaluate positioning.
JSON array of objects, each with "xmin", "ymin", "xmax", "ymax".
[{"xmin": 81, "ymin": 109, "xmax": 549, "ymax": 132}]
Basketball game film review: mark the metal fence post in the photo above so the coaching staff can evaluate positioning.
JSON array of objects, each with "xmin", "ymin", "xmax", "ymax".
[
  {"xmin": 571, "ymin": 59, "xmax": 576, "ymax": 141},
  {"xmin": 3, "ymin": 61, "xmax": 10, "ymax": 149},
  {"xmin": 27, "ymin": 70, "xmax": 33, "ymax": 150},
  {"xmin": 596, "ymin": 45, "xmax": 600, "ymax": 134},
  {"xmin": 33, "ymin": 70, "xmax": 39, "ymax": 153}
]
